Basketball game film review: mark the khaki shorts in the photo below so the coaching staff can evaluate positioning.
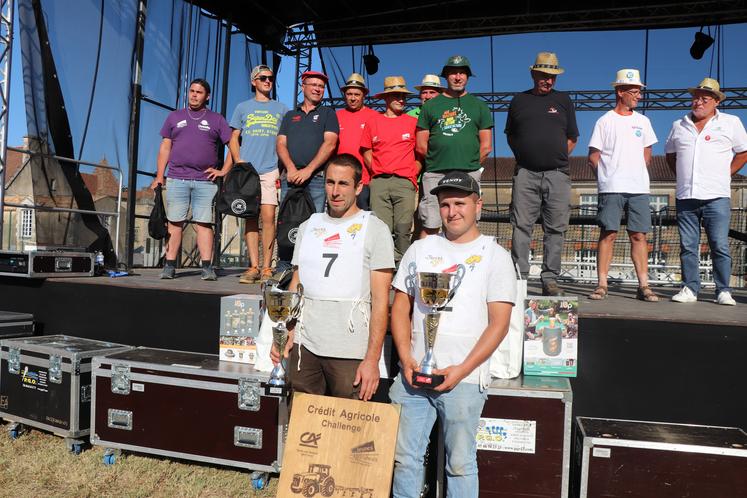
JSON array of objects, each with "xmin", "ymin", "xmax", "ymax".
[
  {"xmin": 419, "ymin": 170, "xmax": 482, "ymax": 229},
  {"xmin": 259, "ymin": 169, "xmax": 280, "ymax": 206}
]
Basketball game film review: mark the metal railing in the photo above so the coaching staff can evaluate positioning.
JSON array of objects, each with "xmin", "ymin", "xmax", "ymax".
[{"xmin": 479, "ymin": 205, "xmax": 746, "ymax": 287}]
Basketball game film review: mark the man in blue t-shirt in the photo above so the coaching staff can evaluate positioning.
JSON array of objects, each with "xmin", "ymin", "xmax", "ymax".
[{"xmin": 226, "ymin": 65, "xmax": 289, "ymax": 284}]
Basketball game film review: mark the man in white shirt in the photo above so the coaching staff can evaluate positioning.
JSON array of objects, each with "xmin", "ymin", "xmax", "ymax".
[
  {"xmin": 587, "ymin": 69, "xmax": 659, "ymax": 302},
  {"xmin": 270, "ymin": 153, "xmax": 395, "ymax": 401},
  {"xmin": 389, "ymin": 171, "xmax": 516, "ymax": 498},
  {"xmin": 665, "ymin": 78, "xmax": 747, "ymax": 306}
]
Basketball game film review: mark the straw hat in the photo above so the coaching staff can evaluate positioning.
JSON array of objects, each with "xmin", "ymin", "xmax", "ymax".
[
  {"xmin": 414, "ymin": 74, "xmax": 445, "ymax": 91},
  {"xmin": 373, "ymin": 76, "xmax": 413, "ymax": 99},
  {"xmin": 612, "ymin": 69, "xmax": 645, "ymax": 87},
  {"xmin": 529, "ymin": 52, "xmax": 564, "ymax": 75},
  {"xmin": 340, "ymin": 73, "xmax": 368, "ymax": 94},
  {"xmin": 688, "ymin": 77, "xmax": 726, "ymax": 101}
]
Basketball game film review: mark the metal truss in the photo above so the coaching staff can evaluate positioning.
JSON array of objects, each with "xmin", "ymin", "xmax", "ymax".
[
  {"xmin": 286, "ymin": 1, "xmax": 747, "ymax": 48},
  {"xmin": 322, "ymin": 88, "xmax": 747, "ymax": 112},
  {"xmin": 287, "ymin": 24, "xmax": 315, "ymax": 107},
  {"xmin": 0, "ymin": 0, "xmax": 13, "ymax": 247}
]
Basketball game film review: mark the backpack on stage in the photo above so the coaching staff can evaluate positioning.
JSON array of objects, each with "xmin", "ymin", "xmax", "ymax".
[
  {"xmin": 276, "ymin": 186, "xmax": 315, "ymax": 262},
  {"xmin": 216, "ymin": 162, "xmax": 261, "ymax": 218}
]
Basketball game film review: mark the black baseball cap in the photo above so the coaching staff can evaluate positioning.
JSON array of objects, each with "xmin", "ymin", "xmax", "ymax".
[{"xmin": 430, "ymin": 171, "xmax": 481, "ymax": 196}]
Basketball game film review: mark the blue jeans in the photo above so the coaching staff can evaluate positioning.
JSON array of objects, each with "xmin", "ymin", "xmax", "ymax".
[
  {"xmin": 280, "ymin": 173, "xmax": 326, "ymax": 214},
  {"xmin": 676, "ymin": 197, "xmax": 732, "ymax": 294},
  {"xmin": 389, "ymin": 374, "xmax": 487, "ymax": 498}
]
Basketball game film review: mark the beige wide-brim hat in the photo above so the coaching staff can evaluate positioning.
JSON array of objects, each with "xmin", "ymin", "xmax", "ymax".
[
  {"xmin": 688, "ymin": 77, "xmax": 726, "ymax": 101},
  {"xmin": 529, "ymin": 52, "xmax": 564, "ymax": 75},
  {"xmin": 612, "ymin": 69, "xmax": 646, "ymax": 87},
  {"xmin": 373, "ymin": 76, "xmax": 413, "ymax": 99},
  {"xmin": 414, "ymin": 74, "xmax": 445, "ymax": 91},
  {"xmin": 340, "ymin": 72, "xmax": 369, "ymax": 94}
]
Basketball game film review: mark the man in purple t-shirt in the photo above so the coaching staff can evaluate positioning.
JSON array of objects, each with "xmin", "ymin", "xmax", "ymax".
[{"xmin": 150, "ymin": 78, "xmax": 232, "ymax": 280}]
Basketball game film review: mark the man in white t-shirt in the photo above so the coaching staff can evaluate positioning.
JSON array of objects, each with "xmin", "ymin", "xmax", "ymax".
[
  {"xmin": 665, "ymin": 78, "xmax": 747, "ymax": 306},
  {"xmin": 587, "ymin": 69, "xmax": 659, "ymax": 302},
  {"xmin": 270, "ymin": 154, "xmax": 395, "ymax": 401},
  {"xmin": 389, "ymin": 171, "xmax": 516, "ymax": 498}
]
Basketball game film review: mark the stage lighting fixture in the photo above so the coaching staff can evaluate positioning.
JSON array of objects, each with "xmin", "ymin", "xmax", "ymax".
[
  {"xmin": 690, "ymin": 30, "xmax": 714, "ymax": 60},
  {"xmin": 363, "ymin": 45, "xmax": 379, "ymax": 75}
]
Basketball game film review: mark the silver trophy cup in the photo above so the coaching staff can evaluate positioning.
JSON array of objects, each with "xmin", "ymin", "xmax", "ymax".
[
  {"xmin": 262, "ymin": 280, "xmax": 303, "ymax": 395},
  {"xmin": 413, "ymin": 272, "xmax": 455, "ymax": 388}
]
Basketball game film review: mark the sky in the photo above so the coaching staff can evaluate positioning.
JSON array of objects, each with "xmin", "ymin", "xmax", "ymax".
[{"xmin": 6, "ymin": 7, "xmax": 747, "ymax": 177}]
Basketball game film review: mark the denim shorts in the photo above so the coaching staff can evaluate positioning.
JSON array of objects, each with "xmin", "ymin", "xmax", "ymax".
[
  {"xmin": 165, "ymin": 177, "xmax": 218, "ymax": 223},
  {"xmin": 597, "ymin": 192, "xmax": 651, "ymax": 233}
]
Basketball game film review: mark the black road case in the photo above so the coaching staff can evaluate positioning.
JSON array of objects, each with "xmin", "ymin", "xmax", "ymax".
[
  {"xmin": 0, "ymin": 335, "xmax": 131, "ymax": 452},
  {"xmin": 91, "ymin": 347, "xmax": 288, "ymax": 475},
  {"xmin": 0, "ymin": 249, "xmax": 94, "ymax": 278},
  {"xmin": 574, "ymin": 417, "xmax": 747, "ymax": 498},
  {"xmin": 477, "ymin": 375, "xmax": 573, "ymax": 498},
  {"xmin": 0, "ymin": 311, "xmax": 34, "ymax": 339}
]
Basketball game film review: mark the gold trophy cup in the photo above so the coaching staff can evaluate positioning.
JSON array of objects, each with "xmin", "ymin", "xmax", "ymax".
[
  {"xmin": 262, "ymin": 280, "xmax": 303, "ymax": 396},
  {"xmin": 413, "ymin": 272, "xmax": 455, "ymax": 388}
]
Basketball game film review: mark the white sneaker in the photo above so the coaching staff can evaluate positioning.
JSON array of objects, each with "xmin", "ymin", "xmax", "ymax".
[
  {"xmin": 715, "ymin": 291, "xmax": 736, "ymax": 306},
  {"xmin": 671, "ymin": 287, "xmax": 697, "ymax": 303}
]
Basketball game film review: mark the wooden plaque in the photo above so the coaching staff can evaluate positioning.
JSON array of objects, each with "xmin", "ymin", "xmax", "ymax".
[{"xmin": 278, "ymin": 393, "xmax": 400, "ymax": 498}]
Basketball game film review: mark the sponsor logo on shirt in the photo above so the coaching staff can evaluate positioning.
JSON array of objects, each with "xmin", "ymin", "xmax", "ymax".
[
  {"xmin": 635, "ymin": 129, "xmax": 642, "ymax": 137},
  {"xmin": 244, "ymin": 111, "xmax": 280, "ymax": 129},
  {"xmin": 313, "ymin": 227, "xmax": 327, "ymax": 238},
  {"xmin": 176, "ymin": 119, "xmax": 187, "ymax": 128},
  {"xmin": 402, "ymin": 133, "xmax": 411, "ymax": 140},
  {"xmin": 347, "ymin": 223, "xmax": 362, "ymax": 239},
  {"xmin": 705, "ymin": 135, "xmax": 711, "ymax": 141},
  {"xmin": 292, "ymin": 115, "xmax": 302, "ymax": 122},
  {"xmin": 360, "ymin": 123, "xmax": 366, "ymax": 129},
  {"xmin": 442, "ymin": 263, "xmax": 459, "ymax": 273},
  {"xmin": 198, "ymin": 119, "xmax": 211, "ymax": 131},
  {"xmin": 313, "ymin": 114, "xmax": 320, "ymax": 123},
  {"xmin": 426, "ymin": 255, "xmax": 444, "ymax": 267},
  {"xmin": 437, "ymin": 107, "xmax": 471, "ymax": 136},
  {"xmin": 465, "ymin": 254, "xmax": 482, "ymax": 271},
  {"xmin": 372, "ymin": 135, "xmax": 379, "ymax": 143},
  {"xmin": 323, "ymin": 233, "xmax": 341, "ymax": 248},
  {"xmin": 548, "ymin": 107, "xmax": 558, "ymax": 114}
]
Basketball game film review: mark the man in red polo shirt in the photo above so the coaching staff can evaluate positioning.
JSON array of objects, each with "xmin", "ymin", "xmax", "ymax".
[
  {"xmin": 361, "ymin": 76, "xmax": 421, "ymax": 262},
  {"xmin": 336, "ymin": 73, "xmax": 378, "ymax": 209}
]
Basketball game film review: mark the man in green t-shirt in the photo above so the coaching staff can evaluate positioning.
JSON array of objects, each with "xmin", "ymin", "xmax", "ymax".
[{"xmin": 416, "ymin": 55, "xmax": 493, "ymax": 237}]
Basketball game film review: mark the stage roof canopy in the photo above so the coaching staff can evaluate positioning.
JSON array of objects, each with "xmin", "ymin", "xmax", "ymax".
[{"xmin": 193, "ymin": 0, "xmax": 747, "ymax": 51}]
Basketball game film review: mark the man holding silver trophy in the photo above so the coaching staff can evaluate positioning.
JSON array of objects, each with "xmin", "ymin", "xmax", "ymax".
[
  {"xmin": 270, "ymin": 153, "xmax": 395, "ymax": 401},
  {"xmin": 389, "ymin": 171, "xmax": 516, "ymax": 497}
]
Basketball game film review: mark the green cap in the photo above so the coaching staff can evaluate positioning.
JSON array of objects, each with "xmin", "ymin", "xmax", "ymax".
[{"xmin": 440, "ymin": 55, "xmax": 474, "ymax": 77}]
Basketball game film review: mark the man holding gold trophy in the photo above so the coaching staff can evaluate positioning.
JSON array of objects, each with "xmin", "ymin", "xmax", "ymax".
[
  {"xmin": 389, "ymin": 171, "xmax": 516, "ymax": 497},
  {"xmin": 270, "ymin": 153, "xmax": 395, "ymax": 401}
]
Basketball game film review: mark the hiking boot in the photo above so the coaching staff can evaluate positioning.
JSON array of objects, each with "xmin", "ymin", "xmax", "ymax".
[
  {"xmin": 160, "ymin": 265, "xmax": 176, "ymax": 279},
  {"xmin": 715, "ymin": 291, "xmax": 736, "ymax": 306},
  {"xmin": 671, "ymin": 286, "xmax": 697, "ymax": 303},
  {"xmin": 239, "ymin": 267, "xmax": 260, "ymax": 284},
  {"xmin": 201, "ymin": 266, "xmax": 217, "ymax": 281},
  {"xmin": 542, "ymin": 281, "xmax": 565, "ymax": 296}
]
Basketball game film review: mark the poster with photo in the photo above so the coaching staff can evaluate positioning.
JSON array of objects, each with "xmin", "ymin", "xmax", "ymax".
[{"xmin": 523, "ymin": 296, "xmax": 579, "ymax": 377}]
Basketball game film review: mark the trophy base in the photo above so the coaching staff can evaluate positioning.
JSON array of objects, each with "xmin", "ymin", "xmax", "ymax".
[
  {"xmin": 412, "ymin": 371, "xmax": 445, "ymax": 388},
  {"xmin": 264, "ymin": 383, "xmax": 288, "ymax": 397}
]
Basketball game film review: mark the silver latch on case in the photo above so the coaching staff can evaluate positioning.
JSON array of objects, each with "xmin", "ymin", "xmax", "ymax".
[
  {"xmin": 234, "ymin": 426, "xmax": 263, "ymax": 448},
  {"xmin": 111, "ymin": 364, "xmax": 131, "ymax": 394},
  {"xmin": 8, "ymin": 347, "xmax": 20, "ymax": 374},
  {"xmin": 49, "ymin": 355, "xmax": 63, "ymax": 384},
  {"xmin": 107, "ymin": 409, "xmax": 133, "ymax": 430},
  {"xmin": 238, "ymin": 378, "xmax": 261, "ymax": 411}
]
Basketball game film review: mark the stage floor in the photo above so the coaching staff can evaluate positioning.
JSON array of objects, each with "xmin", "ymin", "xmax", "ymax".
[{"xmin": 51, "ymin": 268, "xmax": 746, "ymax": 327}]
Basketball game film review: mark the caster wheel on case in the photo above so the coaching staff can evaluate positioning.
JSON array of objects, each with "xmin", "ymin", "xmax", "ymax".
[
  {"xmin": 103, "ymin": 453, "xmax": 116, "ymax": 466},
  {"xmin": 250, "ymin": 472, "xmax": 268, "ymax": 490},
  {"xmin": 8, "ymin": 423, "xmax": 25, "ymax": 440},
  {"xmin": 71, "ymin": 443, "xmax": 83, "ymax": 455},
  {"xmin": 8, "ymin": 429, "xmax": 19, "ymax": 440}
]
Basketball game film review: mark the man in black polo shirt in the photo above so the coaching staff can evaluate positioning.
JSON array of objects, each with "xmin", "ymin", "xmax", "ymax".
[
  {"xmin": 505, "ymin": 52, "xmax": 579, "ymax": 296},
  {"xmin": 277, "ymin": 71, "xmax": 340, "ymax": 213}
]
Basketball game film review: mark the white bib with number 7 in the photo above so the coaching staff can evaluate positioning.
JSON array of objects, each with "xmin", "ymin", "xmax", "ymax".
[{"xmin": 298, "ymin": 211, "xmax": 370, "ymax": 301}]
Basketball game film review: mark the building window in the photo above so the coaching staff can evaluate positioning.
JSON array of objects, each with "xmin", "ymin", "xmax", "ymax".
[
  {"xmin": 20, "ymin": 209, "xmax": 33, "ymax": 239},
  {"xmin": 649, "ymin": 195, "xmax": 669, "ymax": 214},
  {"xmin": 579, "ymin": 194, "xmax": 598, "ymax": 215}
]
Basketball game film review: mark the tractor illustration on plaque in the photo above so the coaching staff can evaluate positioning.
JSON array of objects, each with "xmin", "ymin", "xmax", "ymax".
[{"xmin": 290, "ymin": 463, "xmax": 336, "ymax": 497}]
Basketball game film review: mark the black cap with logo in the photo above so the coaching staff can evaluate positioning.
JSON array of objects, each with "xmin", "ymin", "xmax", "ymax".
[{"xmin": 430, "ymin": 171, "xmax": 481, "ymax": 196}]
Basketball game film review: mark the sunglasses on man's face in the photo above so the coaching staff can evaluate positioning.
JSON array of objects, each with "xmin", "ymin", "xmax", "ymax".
[{"xmin": 255, "ymin": 75, "xmax": 274, "ymax": 82}]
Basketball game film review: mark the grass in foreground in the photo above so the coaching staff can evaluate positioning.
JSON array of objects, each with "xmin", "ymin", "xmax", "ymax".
[{"xmin": 0, "ymin": 421, "xmax": 278, "ymax": 497}]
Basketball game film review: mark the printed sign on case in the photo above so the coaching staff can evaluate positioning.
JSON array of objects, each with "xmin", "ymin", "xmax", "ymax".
[
  {"xmin": 476, "ymin": 417, "xmax": 537, "ymax": 454},
  {"xmin": 278, "ymin": 393, "xmax": 400, "ymax": 498},
  {"xmin": 523, "ymin": 296, "xmax": 579, "ymax": 377}
]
